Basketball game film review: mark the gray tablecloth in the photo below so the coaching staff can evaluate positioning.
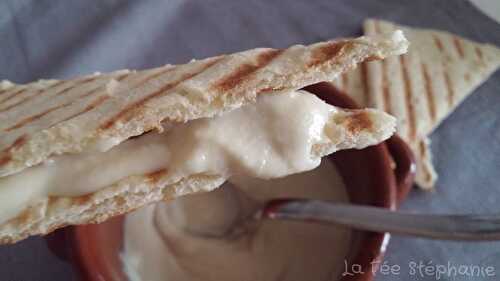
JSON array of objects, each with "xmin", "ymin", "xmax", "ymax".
[{"xmin": 0, "ymin": 1, "xmax": 499, "ymax": 280}]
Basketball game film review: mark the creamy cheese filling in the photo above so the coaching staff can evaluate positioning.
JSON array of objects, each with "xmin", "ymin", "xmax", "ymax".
[{"xmin": 0, "ymin": 90, "xmax": 337, "ymax": 224}]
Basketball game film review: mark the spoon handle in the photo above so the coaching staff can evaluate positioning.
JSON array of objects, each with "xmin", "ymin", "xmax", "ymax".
[{"xmin": 263, "ymin": 199, "xmax": 500, "ymax": 241}]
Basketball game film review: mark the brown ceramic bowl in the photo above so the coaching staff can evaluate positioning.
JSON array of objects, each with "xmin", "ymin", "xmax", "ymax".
[{"xmin": 49, "ymin": 82, "xmax": 415, "ymax": 281}]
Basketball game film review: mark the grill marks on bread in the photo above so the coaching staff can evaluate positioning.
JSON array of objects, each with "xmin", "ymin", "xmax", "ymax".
[
  {"xmin": 0, "ymin": 81, "xmax": 66, "ymax": 113},
  {"xmin": 308, "ymin": 41, "xmax": 348, "ymax": 67},
  {"xmin": 213, "ymin": 49, "xmax": 283, "ymax": 91},
  {"xmin": 59, "ymin": 95, "xmax": 111, "ymax": 124},
  {"xmin": 373, "ymin": 21, "xmax": 393, "ymax": 115},
  {"xmin": 103, "ymin": 49, "xmax": 284, "ymax": 130},
  {"xmin": 475, "ymin": 46, "xmax": 484, "ymax": 61},
  {"xmin": 0, "ymin": 87, "xmax": 29, "ymax": 106},
  {"xmin": 372, "ymin": 20, "xmax": 417, "ymax": 140},
  {"xmin": 2, "ymin": 136, "xmax": 27, "ymax": 153},
  {"xmin": 101, "ymin": 57, "xmax": 224, "ymax": 130},
  {"xmin": 344, "ymin": 111, "xmax": 373, "ymax": 134},
  {"xmin": 421, "ymin": 63, "xmax": 437, "ymax": 123},
  {"xmin": 443, "ymin": 71, "xmax": 455, "ymax": 108},
  {"xmin": 360, "ymin": 63, "xmax": 370, "ymax": 106},
  {"xmin": 453, "ymin": 36, "xmax": 465, "ymax": 59},
  {"xmin": 399, "ymin": 55, "xmax": 417, "ymax": 140},
  {"xmin": 5, "ymin": 102, "xmax": 73, "ymax": 132},
  {"xmin": 54, "ymin": 77, "xmax": 98, "ymax": 98},
  {"xmin": 1, "ymin": 73, "xmax": 129, "ymax": 134},
  {"xmin": 432, "ymin": 33, "xmax": 455, "ymax": 109},
  {"xmin": 0, "ymin": 136, "xmax": 27, "ymax": 167},
  {"xmin": 433, "ymin": 35, "xmax": 445, "ymax": 52}
]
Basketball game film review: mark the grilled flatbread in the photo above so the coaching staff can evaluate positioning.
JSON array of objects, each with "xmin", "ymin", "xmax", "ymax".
[
  {"xmin": 0, "ymin": 32, "xmax": 406, "ymax": 244},
  {"xmin": 333, "ymin": 19, "xmax": 500, "ymax": 189}
]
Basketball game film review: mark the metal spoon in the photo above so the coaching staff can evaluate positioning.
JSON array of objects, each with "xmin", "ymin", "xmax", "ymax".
[{"xmin": 259, "ymin": 199, "xmax": 500, "ymax": 241}]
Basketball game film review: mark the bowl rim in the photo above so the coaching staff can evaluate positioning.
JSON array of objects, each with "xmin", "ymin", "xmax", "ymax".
[{"xmin": 56, "ymin": 82, "xmax": 415, "ymax": 281}]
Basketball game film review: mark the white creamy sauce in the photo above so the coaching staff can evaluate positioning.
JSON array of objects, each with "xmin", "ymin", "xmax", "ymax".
[
  {"xmin": 0, "ymin": 90, "xmax": 337, "ymax": 224},
  {"xmin": 122, "ymin": 159, "xmax": 351, "ymax": 281}
]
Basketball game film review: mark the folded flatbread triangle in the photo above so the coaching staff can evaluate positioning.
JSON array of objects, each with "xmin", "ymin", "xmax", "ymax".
[
  {"xmin": 0, "ymin": 32, "xmax": 406, "ymax": 244},
  {"xmin": 332, "ymin": 19, "xmax": 500, "ymax": 189}
]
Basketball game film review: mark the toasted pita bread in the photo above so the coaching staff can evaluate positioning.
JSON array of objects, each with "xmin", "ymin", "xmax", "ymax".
[
  {"xmin": 333, "ymin": 19, "xmax": 500, "ymax": 189},
  {"xmin": 0, "ymin": 31, "xmax": 407, "ymax": 178},
  {"xmin": 0, "ymin": 32, "xmax": 406, "ymax": 244}
]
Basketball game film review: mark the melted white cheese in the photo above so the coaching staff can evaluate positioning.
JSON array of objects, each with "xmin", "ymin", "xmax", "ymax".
[{"xmin": 0, "ymin": 90, "xmax": 336, "ymax": 224}]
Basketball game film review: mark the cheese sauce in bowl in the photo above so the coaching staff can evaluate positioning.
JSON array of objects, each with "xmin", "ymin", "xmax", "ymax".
[{"xmin": 122, "ymin": 159, "xmax": 351, "ymax": 281}]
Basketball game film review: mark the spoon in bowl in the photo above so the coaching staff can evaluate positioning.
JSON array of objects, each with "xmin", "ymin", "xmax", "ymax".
[
  {"xmin": 157, "ymin": 182, "xmax": 500, "ymax": 241},
  {"xmin": 258, "ymin": 198, "xmax": 500, "ymax": 241}
]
